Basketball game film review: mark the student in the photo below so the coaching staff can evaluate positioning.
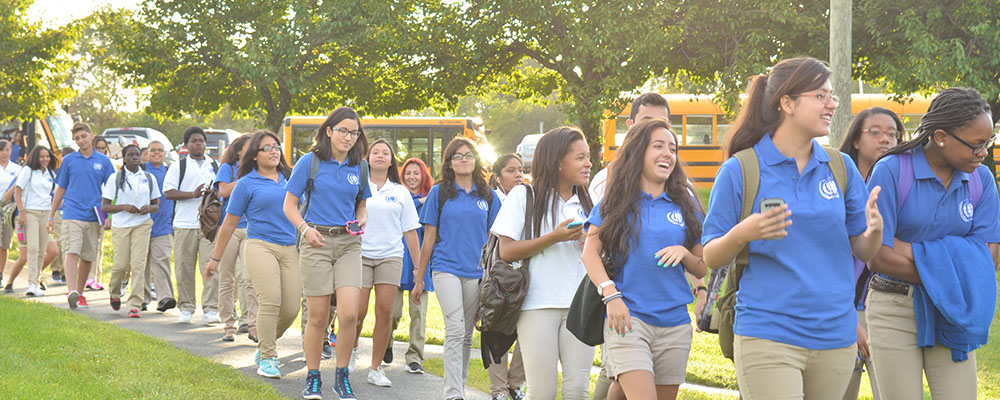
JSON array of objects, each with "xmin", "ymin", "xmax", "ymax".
[
  {"xmin": 492, "ymin": 128, "xmax": 594, "ymax": 400},
  {"xmin": 206, "ymin": 130, "xmax": 299, "ymax": 379},
  {"xmin": 163, "ymin": 127, "xmax": 221, "ymax": 324},
  {"xmin": 352, "ymin": 139, "xmax": 421, "ymax": 387},
  {"xmin": 411, "ymin": 137, "xmax": 500, "ymax": 400},
  {"xmin": 0, "ymin": 139, "xmax": 22, "ymax": 292},
  {"xmin": 140, "ymin": 147, "xmax": 149, "ymax": 164},
  {"xmin": 86, "ymin": 135, "xmax": 113, "ymax": 291},
  {"xmin": 215, "ymin": 134, "xmax": 259, "ymax": 342},
  {"xmin": 143, "ymin": 141, "xmax": 177, "ymax": 313},
  {"xmin": 837, "ymin": 107, "xmax": 904, "ymax": 400},
  {"xmin": 490, "ymin": 154, "xmax": 524, "ymax": 201},
  {"xmin": 701, "ymin": 57, "xmax": 883, "ymax": 400},
  {"xmin": 10, "ymin": 129, "xmax": 23, "ymax": 164},
  {"xmin": 389, "ymin": 157, "xmax": 434, "ymax": 375},
  {"xmin": 865, "ymin": 88, "xmax": 999, "ymax": 400},
  {"xmin": 47, "ymin": 122, "xmax": 115, "ymax": 309},
  {"xmin": 283, "ymin": 107, "xmax": 371, "ymax": 400},
  {"xmin": 101, "ymin": 145, "xmax": 160, "ymax": 317},
  {"xmin": 12, "ymin": 146, "xmax": 57, "ymax": 296},
  {"xmin": 580, "ymin": 119, "xmax": 706, "ymax": 400}
]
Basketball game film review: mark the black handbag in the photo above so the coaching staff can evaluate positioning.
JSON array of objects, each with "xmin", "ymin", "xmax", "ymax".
[{"xmin": 566, "ymin": 275, "xmax": 606, "ymax": 346}]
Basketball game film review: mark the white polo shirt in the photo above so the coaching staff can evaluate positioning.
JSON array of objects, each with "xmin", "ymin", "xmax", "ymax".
[
  {"xmin": 0, "ymin": 161, "xmax": 22, "ymax": 193},
  {"xmin": 588, "ymin": 167, "xmax": 609, "ymax": 204},
  {"xmin": 360, "ymin": 180, "xmax": 421, "ymax": 259},
  {"xmin": 490, "ymin": 184, "xmax": 589, "ymax": 310},
  {"xmin": 15, "ymin": 168, "xmax": 55, "ymax": 211},
  {"xmin": 163, "ymin": 156, "xmax": 217, "ymax": 229},
  {"xmin": 101, "ymin": 168, "xmax": 161, "ymax": 228}
]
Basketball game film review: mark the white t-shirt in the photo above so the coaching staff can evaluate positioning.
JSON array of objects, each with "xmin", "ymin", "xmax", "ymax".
[
  {"xmin": 101, "ymin": 168, "xmax": 161, "ymax": 228},
  {"xmin": 163, "ymin": 156, "xmax": 217, "ymax": 229},
  {"xmin": 0, "ymin": 161, "xmax": 22, "ymax": 194},
  {"xmin": 361, "ymin": 180, "xmax": 421, "ymax": 259},
  {"xmin": 588, "ymin": 167, "xmax": 609, "ymax": 204},
  {"xmin": 490, "ymin": 184, "xmax": 589, "ymax": 310},
  {"xmin": 15, "ymin": 168, "xmax": 55, "ymax": 211}
]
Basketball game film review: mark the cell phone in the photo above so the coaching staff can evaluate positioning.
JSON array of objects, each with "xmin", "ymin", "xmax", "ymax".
[
  {"xmin": 759, "ymin": 197, "xmax": 786, "ymax": 239},
  {"xmin": 346, "ymin": 220, "xmax": 364, "ymax": 236},
  {"xmin": 566, "ymin": 221, "xmax": 584, "ymax": 229}
]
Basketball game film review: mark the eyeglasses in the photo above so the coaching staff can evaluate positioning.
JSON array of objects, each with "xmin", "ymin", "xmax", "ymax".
[
  {"xmin": 258, "ymin": 144, "xmax": 281, "ymax": 153},
  {"xmin": 450, "ymin": 152, "xmax": 476, "ymax": 161},
  {"xmin": 863, "ymin": 128, "xmax": 900, "ymax": 141},
  {"xmin": 793, "ymin": 91, "xmax": 840, "ymax": 106},
  {"xmin": 945, "ymin": 130, "xmax": 995, "ymax": 154},
  {"xmin": 330, "ymin": 127, "xmax": 361, "ymax": 139}
]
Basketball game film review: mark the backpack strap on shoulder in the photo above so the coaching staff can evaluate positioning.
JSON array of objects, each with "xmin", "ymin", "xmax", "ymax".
[
  {"xmin": 824, "ymin": 147, "xmax": 848, "ymax": 195},
  {"xmin": 299, "ymin": 153, "xmax": 322, "ymax": 217},
  {"xmin": 969, "ymin": 168, "xmax": 984, "ymax": 207},
  {"xmin": 355, "ymin": 159, "xmax": 369, "ymax": 207},
  {"xmin": 178, "ymin": 157, "xmax": 187, "ymax": 189},
  {"xmin": 897, "ymin": 152, "xmax": 914, "ymax": 213},
  {"xmin": 733, "ymin": 148, "xmax": 760, "ymax": 266}
]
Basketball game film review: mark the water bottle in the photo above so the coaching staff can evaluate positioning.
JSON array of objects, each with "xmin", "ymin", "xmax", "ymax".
[{"xmin": 16, "ymin": 224, "xmax": 25, "ymax": 244}]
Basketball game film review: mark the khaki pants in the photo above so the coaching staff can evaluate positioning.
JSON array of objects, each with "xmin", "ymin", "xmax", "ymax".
[
  {"xmin": 144, "ymin": 234, "xmax": 174, "ymax": 302},
  {"xmin": 866, "ymin": 288, "xmax": 978, "ymax": 400},
  {"xmin": 734, "ymin": 335, "xmax": 856, "ymax": 400},
  {"xmin": 244, "ymin": 239, "xmax": 301, "ymax": 359},
  {"xmin": 843, "ymin": 310, "xmax": 880, "ymax": 400},
  {"xmin": 24, "ymin": 210, "xmax": 51, "ymax": 286},
  {"xmin": 49, "ymin": 211, "xmax": 63, "ymax": 273},
  {"xmin": 516, "ymin": 308, "xmax": 594, "ymax": 400},
  {"xmin": 173, "ymin": 228, "xmax": 217, "ymax": 313},
  {"xmin": 237, "ymin": 250, "xmax": 252, "ymax": 325},
  {"xmin": 433, "ymin": 271, "xmax": 480, "ymax": 400},
  {"xmin": 109, "ymin": 220, "xmax": 153, "ymax": 310},
  {"xmin": 391, "ymin": 289, "xmax": 428, "ymax": 365},
  {"xmin": 218, "ymin": 229, "xmax": 258, "ymax": 332},
  {"xmin": 487, "ymin": 342, "xmax": 525, "ymax": 397}
]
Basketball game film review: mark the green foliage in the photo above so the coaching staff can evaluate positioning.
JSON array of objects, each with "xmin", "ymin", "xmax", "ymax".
[
  {"xmin": 455, "ymin": 92, "xmax": 569, "ymax": 155},
  {"xmin": 0, "ymin": 0, "xmax": 77, "ymax": 120}
]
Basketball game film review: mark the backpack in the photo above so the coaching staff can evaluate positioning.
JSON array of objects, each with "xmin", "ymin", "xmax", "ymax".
[
  {"xmin": 178, "ymin": 157, "xmax": 219, "ymax": 190},
  {"xmin": 477, "ymin": 184, "xmax": 533, "ymax": 336},
  {"xmin": 702, "ymin": 146, "xmax": 848, "ymax": 361},
  {"xmin": 199, "ymin": 186, "xmax": 224, "ymax": 242}
]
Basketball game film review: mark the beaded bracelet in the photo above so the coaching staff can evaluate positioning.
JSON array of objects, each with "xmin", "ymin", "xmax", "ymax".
[{"xmin": 602, "ymin": 292, "xmax": 623, "ymax": 304}]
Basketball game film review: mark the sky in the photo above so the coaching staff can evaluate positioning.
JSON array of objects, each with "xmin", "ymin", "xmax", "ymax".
[{"xmin": 27, "ymin": 0, "xmax": 140, "ymax": 27}]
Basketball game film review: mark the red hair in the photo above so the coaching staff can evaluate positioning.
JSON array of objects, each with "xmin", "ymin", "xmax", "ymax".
[{"xmin": 401, "ymin": 158, "xmax": 433, "ymax": 197}]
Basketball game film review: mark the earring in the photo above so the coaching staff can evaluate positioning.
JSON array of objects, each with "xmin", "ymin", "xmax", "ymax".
[{"xmin": 939, "ymin": 142, "xmax": 945, "ymax": 146}]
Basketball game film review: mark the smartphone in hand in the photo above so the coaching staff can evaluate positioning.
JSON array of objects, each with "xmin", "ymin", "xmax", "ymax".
[
  {"xmin": 346, "ymin": 220, "xmax": 364, "ymax": 236},
  {"xmin": 759, "ymin": 197, "xmax": 786, "ymax": 240}
]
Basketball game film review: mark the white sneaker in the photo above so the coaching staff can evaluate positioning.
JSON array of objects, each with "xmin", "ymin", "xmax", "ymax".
[
  {"xmin": 348, "ymin": 347, "xmax": 358, "ymax": 373},
  {"xmin": 367, "ymin": 368, "xmax": 391, "ymax": 387},
  {"xmin": 178, "ymin": 310, "xmax": 193, "ymax": 323},
  {"xmin": 25, "ymin": 284, "xmax": 38, "ymax": 297},
  {"xmin": 202, "ymin": 310, "xmax": 221, "ymax": 324}
]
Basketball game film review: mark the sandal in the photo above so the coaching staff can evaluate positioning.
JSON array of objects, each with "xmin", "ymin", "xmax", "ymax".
[{"xmin": 222, "ymin": 330, "xmax": 236, "ymax": 342}]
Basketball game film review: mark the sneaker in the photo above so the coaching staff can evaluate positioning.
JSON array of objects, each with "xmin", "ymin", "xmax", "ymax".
[
  {"xmin": 367, "ymin": 368, "xmax": 391, "ymax": 387},
  {"xmin": 141, "ymin": 303, "xmax": 148, "ymax": 312},
  {"xmin": 128, "ymin": 309, "xmax": 141, "ymax": 318},
  {"xmin": 321, "ymin": 342, "xmax": 333, "ymax": 360},
  {"xmin": 238, "ymin": 323, "xmax": 249, "ymax": 334},
  {"xmin": 68, "ymin": 291, "xmax": 79, "ymax": 309},
  {"xmin": 203, "ymin": 310, "xmax": 221, "ymax": 324},
  {"xmin": 258, "ymin": 357, "xmax": 282, "ymax": 378},
  {"xmin": 38, "ymin": 280, "xmax": 46, "ymax": 291},
  {"xmin": 156, "ymin": 297, "xmax": 176, "ymax": 312},
  {"xmin": 25, "ymin": 284, "xmax": 38, "ymax": 297},
  {"xmin": 3, "ymin": 284, "xmax": 12, "ymax": 293},
  {"xmin": 333, "ymin": 367, "xmax": 356, "ymax": 399},
  {"xmin": 77, "ymin": 295, "xmax": 90, "ymax": 308},
  {"xmin": 302, "ymin": 371, "xmax": 322, "ymax": 399},
  {"xmin": 405, "ymin": 362, "xmax": 424, "ymax": 374},
  {"xmin": 150, "ymin": 286, "xmax": 157, "ymax": 301},
  {"xmin": 348, "ymin": 348, "xmax": 358, "ymax": 373},
  {"xmin": 110, "ymin": 298, "xmax": 121, "ymax": 311},
  {"xmin": 178, "ymin": 310, "xmax": 193, "ymax": 323},
  {"xmin": 382, "ymin": 346, "xmax": 393, "ymax": 364},
  {"xmin": 493, "ymin": 394, "xmax": 510, "ymax": 400},
  {"xmin": 255, "ymin": 349, "xmax": 262, "ymax": 367},
  {"xmin": 222, "ymin": 331, "xmax": 235, "ymax": 342},
  {"xmin": 50, "ymin": 271, "xmax": 59, "ymax": 282},
  {"xmin": 120, "ymin": 278, "xmax": 128, "ymax": 298},
  {"xmin": 508, "ymin": 388, "xmax": 525, "ymax": 400},
  {"xmin": 85, "ymin": 279, "xmax": 104, "ymax": 291},
  {"xmin": 328, "ymin": 331, "xmax": 337, "ymax": 347}
]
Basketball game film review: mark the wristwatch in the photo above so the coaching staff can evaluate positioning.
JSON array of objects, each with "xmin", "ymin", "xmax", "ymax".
[{"xmin": 597, "ymin": 280, "xmax": 615, "ymax": 295}]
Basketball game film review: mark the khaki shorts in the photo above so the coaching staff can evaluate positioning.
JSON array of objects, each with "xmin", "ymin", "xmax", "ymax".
[
  {"xmin": 60, "ymin": 219, "xmax": 103, "ymax": 262},
  {"xmin": 299, "ymin": 232, "xmax": 361, "ymax": 296},
  {"xmin": 361, "ymin": 256, "xmax": 403, "ymax": 288},
  {"xmin": 603, "ymin": 318, "xmax": 692, "ymax": 385}
]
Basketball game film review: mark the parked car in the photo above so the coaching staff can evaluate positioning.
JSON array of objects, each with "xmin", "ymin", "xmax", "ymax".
[
  {"xmin": 102, "ymin": 127, "xmax": 179, "ymax": 164},
  {"xmin": 203, "ymin": 128, "xmax": 243, "ymax": 159},
  {"xmin": 515, "ymin": 133, "xmax": 544, "ymax": 172}
]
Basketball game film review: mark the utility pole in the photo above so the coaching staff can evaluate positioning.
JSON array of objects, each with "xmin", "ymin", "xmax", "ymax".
[{"xmin": 829, "ymin": 0, "xmax": 852, "ymax": 147}]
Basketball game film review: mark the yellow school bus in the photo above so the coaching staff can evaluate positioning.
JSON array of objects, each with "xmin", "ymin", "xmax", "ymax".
[
  {"xmin": 282, "ymin": 116, "xmax": 494, "ymax": 178},
  {"xmin": 3, "ymin": 110, "xmax": 77, "ymax": 162},
  {"xmin": 602, "ymin": 93, "xmax": 938, "ymax": 188}
]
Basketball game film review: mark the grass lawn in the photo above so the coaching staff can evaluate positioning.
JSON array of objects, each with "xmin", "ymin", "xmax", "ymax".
[{"xmin": 0, "ymin": 295, "xmax": 283, "ymax": 399}]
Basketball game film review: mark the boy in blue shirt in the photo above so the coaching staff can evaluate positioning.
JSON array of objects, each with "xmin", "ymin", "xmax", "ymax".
[{"xmin": 142, "ymin": 141, "xmax": 178, "ymax": 312}]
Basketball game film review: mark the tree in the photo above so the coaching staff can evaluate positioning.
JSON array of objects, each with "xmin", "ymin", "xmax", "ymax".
[
  {"xmin": 102, "ymin": 0, "xmax": 455, "ymax": 133},
  {"xmin": 454, "ymin": 92, "xmax": 569, "ymax": 155},
  {"xmin": 0, "ymin": 0, "xmax": 76, "ymax": 120}
]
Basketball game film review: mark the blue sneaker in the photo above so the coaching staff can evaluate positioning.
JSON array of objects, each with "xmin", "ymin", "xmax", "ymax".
[
  {"xmin": 333, "ymin": 367, "xmax": 356, "ymax": 399},
  {"xmin": 254, "ymin": 349, "xmax": 261, "ymax": 367},
  {"xmin": 257, "ymin": 357, "xmax": 281, "ymax": 378},
  {"xmin": 302, "ymin": 372, "xmax": 322, "ymax": 399},
  {"xmin": 329, "ymin": 331, "xmax": 337, "ymax": 347}
]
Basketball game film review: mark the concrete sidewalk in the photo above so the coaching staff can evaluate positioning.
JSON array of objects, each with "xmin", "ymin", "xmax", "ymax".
[{"xmin": 4, "ymin": 276, "xmax": 489, "ymax": 400}]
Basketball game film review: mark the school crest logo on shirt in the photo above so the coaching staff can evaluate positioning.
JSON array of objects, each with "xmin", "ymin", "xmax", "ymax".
[
  {"xmin": 385, "ymin": 194, "xmax": 397, "ymax": 203},
  {"xmin": 6, "ymin": 171, "xmax": 14, "ymax": 176},
  {"xmin": 347, "ymin": 172, "xmax": 359, "ymax": 185},
  {"xmin": 819, "ymin": 176, "xmax": 840, "ymax": 200},
  {"xmin": 477, "ymin": 199, "xmax": 489, "ymax": 211},
  {"xmin": 93, "ymin": 163, "xmax": 103, "ymax": 171},
  {"xmin": 577, "ymin": 209, "xmax": 587, "ymax": 220},
  {"xmin": 666, "ymin": 210, "xmax": 685, "ymax": 226},
  {"xmin": 959, "ymin": 199, "xmax": 974, "ymax": 222}
]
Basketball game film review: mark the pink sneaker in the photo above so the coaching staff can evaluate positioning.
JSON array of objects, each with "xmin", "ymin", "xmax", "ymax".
[{"xmin": 85, "ymin": 279, "xmax": 104, "ymax": 291}]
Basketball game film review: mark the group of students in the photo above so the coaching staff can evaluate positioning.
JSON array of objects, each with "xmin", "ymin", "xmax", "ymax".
[{"xmin": 1, "ymin": 55, "xmax": 995, "ymax": 400}]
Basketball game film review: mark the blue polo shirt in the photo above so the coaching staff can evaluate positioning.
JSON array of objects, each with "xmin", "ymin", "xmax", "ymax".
[
  {"xmin": 227, "ymin": 169, "xmax": 297, "ymax": 246},
  {"xmin": 868, "ymin": 146, "xmax": 1000, "ymax": 259},
  {"xmin": 286, "ymin": 152, "xmax": 372, "ymax": 226},
  {"xmin": 216, "ymin": 162, "xmax": 247, "ymax": 229},
  {"xmin": 10, "ymin": 144, "xmax": 21, "ymax": 164},
  {"xmin": 55, "ymin": 151, "xmax": 115, "ymax": 221},
  {"xmin": 420, "ymin": 183, "xmax": 500, "ymax": 279},
  {"xmin": 401, "ymin": 192, "xmax": 433, "ymax": 292},
  {"xmin": 587, "ymin": 192, "xmax": 702, "ymax": 327},
  {"xmin": 145, "ymin": 162, "xmax": 174, "ymax": 237},
  {"xmin": 702, "ymin": 134, "xmax": 868, "ymax": 350}
]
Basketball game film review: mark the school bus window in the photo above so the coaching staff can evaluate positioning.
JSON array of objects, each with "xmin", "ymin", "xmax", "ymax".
[
  {"xmin": 292, "ymin": 126, "xmax": 317, "ymax": 162},
  {"xmin": 669, "ymin": 115, "xmax": 683, "ymax": 132},
  {"xmin": 901, "ymin": 114, "xmax": 922, "ymax": 138},
  {"xmin": 686, "ymin": 115, "xmax": 714, "ymax": 145},
  {"xmin": 716, "ymin": 116, "xmax": 732, "ymax": 145},
  {"xmin": 367, "ymin": 127, "xmax": 394, "ymax": 144},
  {"xmin": 615, "ymin": 116, "xmax": 628, "ymax": 136},
  {"xmin": 396, "ymin": 127, "xmax": 428, "ymax": 163}
]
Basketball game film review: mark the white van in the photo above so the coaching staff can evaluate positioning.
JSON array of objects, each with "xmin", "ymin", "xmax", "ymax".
[{"xmin": 515, "ymin": 133, "xmax": 544, "ymax": 171}]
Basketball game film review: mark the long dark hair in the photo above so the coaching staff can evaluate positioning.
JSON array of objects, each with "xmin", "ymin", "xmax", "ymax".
[
  {"xmin": 838, "ymin": 107, "xmax": 905, "ymax": 166},
  {"xmin": 530, "ymin": 127, "xmax": 594, "ymax": 237},
  {"xmin": 402, "ymin": 158, "xmax": 432, "ymax": 196},
  {"xmin": 437, "ymin": 137, "xmax": 491, "ymax": 202},
  {"xmin": 876, "ymin": 88, "xmax": 992, "ymax": 164},
  {"xmin": 599, "ymin": 119, "xmax": 702, "ymax": 276},
  {"xmin": 311, "ymin": 107, "xmax": 368, "ymax": 166},
  {"xmin": 221, "ymin": 134, "xmax": 252, "ymax": 165},
  {"xmin": 725, "ymin": 57, "xmax": 832, "ymax": 158},
  {"xmin": 238, "ymin": 130, "xmax": 292, "ymax": 179},
  {"xmin": 367, "ymin": 139, "xmax": 401, "ymax": 184},
  {"xmin": 489, "ymin": 153, "xmax": 522, "ymax": 193},
  {"xmin": 25, "ymin": 146, "xmax": 57, "ymax": 175}
]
